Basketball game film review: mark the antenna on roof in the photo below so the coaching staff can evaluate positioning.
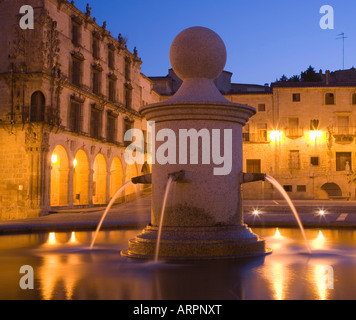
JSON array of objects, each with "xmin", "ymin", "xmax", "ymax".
[{"xmin": 336, "ymin": 32, "xmax": 348, "ymax": 70}]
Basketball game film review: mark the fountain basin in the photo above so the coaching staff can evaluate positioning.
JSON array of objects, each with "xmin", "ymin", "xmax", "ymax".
[{"xmin": 122, "ymin": 224, "xmax": 270, "ymax": 260}]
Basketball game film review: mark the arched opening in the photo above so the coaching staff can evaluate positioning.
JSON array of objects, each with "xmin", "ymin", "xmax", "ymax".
[
  {"xmin": 325, "ymin": 93, "xmax": 335, "ymax": 105},
  {"xmin": 125, "ymin": 163, "xmax": 138, "ymax": 201},
  {"xmin": 93, "ymin": 153, "xmax": 107, "ymax": 204},
  {"xmin": 110, "ymin": 157, "xmax": 124, "ymax": 203},
  {"xmin": 321, "ymin": 183, "xmax": 342, "ymax": 199},
  {"xmin": 73, "ymin": 149, "xmax": 89, "ymax": 205},
  {"xmin": 30, "ymin": 91, "xmax": 45, "ymax": 122},
  {"xmin": 50, "ymin": 145, "xmax": 69, "ymax": 206}
]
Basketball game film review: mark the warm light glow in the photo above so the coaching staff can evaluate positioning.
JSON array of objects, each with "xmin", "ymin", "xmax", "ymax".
[
  {"xmin": 253, "ymin": 209, "xmax": 260, "ymax": 215},
  {"xmin": 274, "ymin": 228, "xmax": 283, "ymax": 239},
  {"xmin": 318, "ymin": 209, "xmax": 326, "ymax": 216},
  {"xmin": 313, "ymin": 265, "xmax": 333, "ymax": 300},
  {"xmin": 309, "ymin": 130, "xmax": 322, "ymax": 141},
  {"xmin": 73, "ymin": 158, "xmax": 77, "ymax": 167},
  {"xmin": 270, "ymin": 130, "xmax": 281, "ymax": 142},
  {"xmin": 311, "ymin": 230, "xmax": 327, "ymax": 250},
  {"xmin": 51, "ymin": 154, "xmax": 58, "ymax": 164},
  {"xmin": 317, "ymin": 230, "xmax": 325, "ymax": 241},
  {"xmin": 69, "ymin": 231, "xmax": 77, "ymax": 244},
  {"xmin": 47, "ymin": 232, "xmax": 57, "ymax": 245}
]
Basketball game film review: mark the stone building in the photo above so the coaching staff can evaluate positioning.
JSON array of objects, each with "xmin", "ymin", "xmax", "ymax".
[
  {"xmin": 0, "ymin": 0, "xmax": 159, "ymax": 220},
  {"xmin": 152, "ymin": 69, "xmax": 356, "ymax": 201}
]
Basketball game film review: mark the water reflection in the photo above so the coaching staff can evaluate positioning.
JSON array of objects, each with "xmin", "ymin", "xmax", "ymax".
[{"xmin": 0, "ymin": 228, "xmax": 356, "ymax": 299}]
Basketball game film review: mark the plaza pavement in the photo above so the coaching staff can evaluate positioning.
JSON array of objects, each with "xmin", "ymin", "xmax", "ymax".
[{"xmin": 1, "ymin": 195, "xmax": 356, "ymax": 235}]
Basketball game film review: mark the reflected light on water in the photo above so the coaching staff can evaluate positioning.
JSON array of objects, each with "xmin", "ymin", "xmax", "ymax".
[
  {"xmin": 46, "ymin": 232, "xmax": 57, "ymax": 246},
  {"xmin": 311, "ymin": 230, "xmax": 327, "ymax": 250},
  {"xmin": 69, "ymin": 231, "xmax": 77, "ymax": 244},
  {"xmin": 271, "ymin": 263, "xmax": 287, "ymax": 300},
  {"xmin": 274, "ymin": 228, "xmax": 283, "ymax": 239},
  {"xmin": 312, "ymin": 265, "xmax": 333, "ymax": 300}
]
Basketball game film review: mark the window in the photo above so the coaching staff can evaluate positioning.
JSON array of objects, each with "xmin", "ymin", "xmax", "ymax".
[
  {"xmin": 257, "ymin": 123, "xmax": 267, "ymax": 142},
  {"xmin": 246, "ymin": 159, "xmax": 261, "ymax": 173},
  {"xmin": 336, "ymin": 152, "xmax": 351, "ymax": 171},
  {"xmin": 30, "ymin": 91, "xmax": 45, "ymax": 122},
  {"xmin": 72, "ymin": 22, "xmax": 80, "ymax": 46},
  {"xmin": 310, "ymin": 157, "xmax": 319, "ymax": 166},
  {"xmin": 288, "ymin": 150, "xmax": 300, "ymax": 169},
  {"xmin": 90, "ymin": 106, "xmax": 102, "ymax": 139},
  {"xmin": 92, "ymin": 70, "xmax": 101, "ymax": 95},
  {"xmin": 283, "ymin": 185, "xmax": 293, "ymax": 192},
  {"xmin": 258, "ymin": 104, "xmax": 265, "ymax": 112},
  {"xmin": 242, "ymin": 124, "xmax": 250, "ymax": 142},
  {"xmin": 124, "ymin": 120, "xmax": 133, "ymax": 147},
  {"xmin": 106, "ymin": 112, "xmax": 116, "ymax": 143},
  {"xmin": 325, "ymin": 93, "xmax": 335, "ymax": 105},
  {"xmin": 71, "ymin": 58, "xmax": 82, "ymax": 86},
  {"xmin": 310, "ymin": 119, "xmax": 319, "ymax": 130},
  {"xmin": 292, "ymin": 93, "xmax": 300, "ymax": 102},
  {"xmin": 297, "ymin": 185, "xmax": 306, "ymax": 192},
  {"xmin": 288, "ymin": 118, "xmax": 300, "ymax": 137},
  {"xmin": 69, "ymin": 101, "xmax": 81, "ymax": 134},
  {"xmin": 92, "ymin": 38, "xmax": 100, "ymax": 59},
  {"xmin": 125, "ymin": 85, "xmax": 132, "ymax": 109},
  {"xmin": 352, "ymin": 93, "xmax": 356, "ymax": 105},
  {"xmin": 108, "ymin": 79, "xmax": 116, "ymax": 102},
  {"xmin": 108, "ymin": 49, "xmax": 115, "ymax": 70},
  {"xmin": 337, "ymin": 116, "xmax": 349, "ymax": 134},
  {"xmin": 124, "ymin": 58, "xmax": 131, "ymax": 81}
]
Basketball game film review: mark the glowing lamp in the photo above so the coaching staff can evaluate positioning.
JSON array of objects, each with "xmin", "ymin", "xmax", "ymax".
[
  {"xmin": 51, "ymin": 154, "xmax": 58, "ymax": 164},
  {"xmin": 270, "ymin": 130, "xmax": 281, "ymax": 142},
  {"xmin": 309, "ymin": 130, "xmax": 322, "ymax": 140},
  {"xmin": 73, "ymin": 158, "xmax": 77, "ymax": 167}
]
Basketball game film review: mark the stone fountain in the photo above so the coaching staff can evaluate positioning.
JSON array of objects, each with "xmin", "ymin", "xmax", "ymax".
[{"xmin": 122, "ymin": 26, "xmax": 270, "ymax": 259}]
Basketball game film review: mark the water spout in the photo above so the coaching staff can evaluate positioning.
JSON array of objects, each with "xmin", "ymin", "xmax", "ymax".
[
  {"xmin": 265, "ymin": 175, "xmax": 311, "ymax": 254},
  {"xmin": 90, "ymin": 180, "xmax": 132, "ymax": 249},
  {"xmin": 131, "ymin": 173, "xmax": 152, "ymax": 185},
  {"xmin": 154, "ymin": 175, "xmax": 174, "ymax": 262}
]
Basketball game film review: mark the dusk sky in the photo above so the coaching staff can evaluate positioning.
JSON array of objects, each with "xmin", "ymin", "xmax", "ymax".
[{"xmin": 76, "ymin": 0, "xmax": 356, "ymax": 85}]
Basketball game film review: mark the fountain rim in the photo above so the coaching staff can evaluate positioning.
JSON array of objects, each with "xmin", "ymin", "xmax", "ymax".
[{"xmin": 139, "ymin": 100, "xmax": 256, "ymax": 124}]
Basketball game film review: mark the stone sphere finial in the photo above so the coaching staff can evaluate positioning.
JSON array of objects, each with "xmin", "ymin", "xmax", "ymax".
[{"xmin": 169, "ymin": 26, "xmax": 227, "ymax": 80}]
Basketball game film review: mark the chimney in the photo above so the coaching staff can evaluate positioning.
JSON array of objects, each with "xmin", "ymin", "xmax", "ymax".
[{"xmin": 325, "ymin": 70, "xmax": 330, "ymax": 85}]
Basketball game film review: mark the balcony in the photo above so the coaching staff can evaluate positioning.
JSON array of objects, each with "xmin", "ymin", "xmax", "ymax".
[{"xmin": 330, "ymin": 126, "xmax": 356, "ymax": 144}]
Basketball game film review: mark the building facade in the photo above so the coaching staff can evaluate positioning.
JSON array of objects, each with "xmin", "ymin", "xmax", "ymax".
[
  {"xmin": 1, "ymin": 0, "xmax": 356, "ymax": 221},
  {"xmin": 0, "ymin": 0, "xmax": 159, "ymax": 220},
  {"xmin": 152, "ymin": 69, "xmax": 356, "ymax": 201}
]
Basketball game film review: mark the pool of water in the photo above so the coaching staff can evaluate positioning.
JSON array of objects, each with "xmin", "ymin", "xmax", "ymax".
[{"xmin": 0, "ymin": 227, "xmax": 356, "ymax": 300}]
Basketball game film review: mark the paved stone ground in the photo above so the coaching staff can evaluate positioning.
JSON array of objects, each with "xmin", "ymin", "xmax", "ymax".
[{"xmin": 0, "ymin": 195, "xmax": 356, "ymax": 235}]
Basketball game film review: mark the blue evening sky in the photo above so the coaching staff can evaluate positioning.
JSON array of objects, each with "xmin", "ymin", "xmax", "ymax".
[{"xmin": 75, "ymin": 0, "xmax": 356, "ymax": 85}]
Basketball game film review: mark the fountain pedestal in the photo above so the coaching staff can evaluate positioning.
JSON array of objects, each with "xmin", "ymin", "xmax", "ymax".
[{"xmin": 122, "ymin": 26, "xmax": 270, "ymax": 259}]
